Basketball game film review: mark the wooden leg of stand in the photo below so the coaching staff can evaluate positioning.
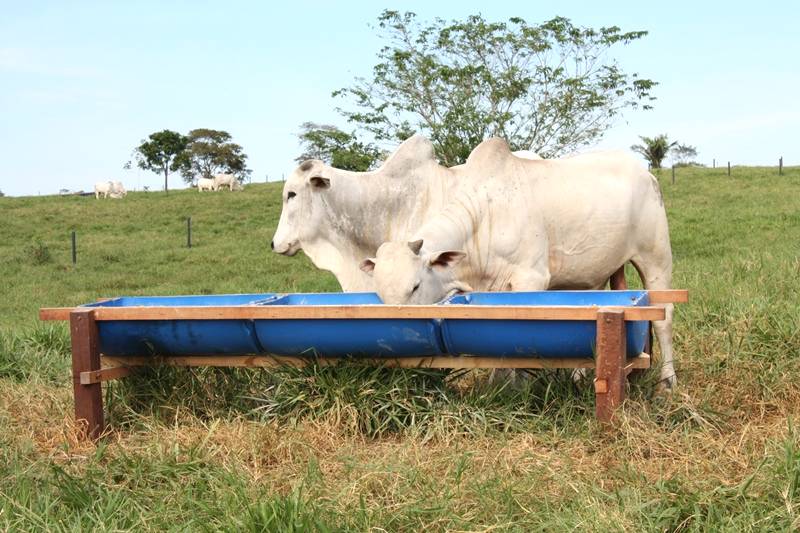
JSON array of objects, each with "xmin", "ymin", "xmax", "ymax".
[
  {"xmin": 595, "ymin": 309, "xmax": 627, "ymax": 424},
  {"xmin": 69, "ymin": 309, "xmax": 104, "ymax": 440}
]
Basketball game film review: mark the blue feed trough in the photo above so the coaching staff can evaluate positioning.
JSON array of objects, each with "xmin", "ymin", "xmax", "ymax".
[
  {"xmin": 81, "ymin": 290, "xmax": 651, "ymax": 358},
  {"xmin": 441, "ymin": 291, "xmax": 649, "ymax": 357},
  {"xmin": 84, "ymin": 294, "xmax": 272, "ymax": 356},
  {"xmin": 253, "ymin": 292, "xmax": 444, "ymax": 357}
]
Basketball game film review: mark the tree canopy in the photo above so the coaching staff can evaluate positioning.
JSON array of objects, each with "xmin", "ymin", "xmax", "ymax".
[
  {"xmin": 631, "ymin": 134, "xmax": 677, "ymax": 169},
  {"xmin": 175, "ymin": 129, "xmax": 251, "ymax": 184},
  {"xmin": 334, "ymin": 11, "xmax": 656, "ymax": 166},
  {"xmin": 296, "ymin": 122, "xmax": 384, "ymax": 171},
  {"xmin": 133, "ymin": 130, "xmax": 188, "ymax": 193}
]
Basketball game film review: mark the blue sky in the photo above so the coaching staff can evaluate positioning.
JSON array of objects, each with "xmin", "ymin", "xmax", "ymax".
[{"xmin": 0, "ymin": 1, "xmax": 797, "ymax": 196}]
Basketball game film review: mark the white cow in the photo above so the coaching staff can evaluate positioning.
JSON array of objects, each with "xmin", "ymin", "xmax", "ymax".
[
  {"xmin": 358, "ymin": 138, "xmax": 675, "ymax": 388},
  {"xmin": 213, "ymin": 173, "xmax": 239, "ymax": 191},
  {"xmin": 273, "ymin": 136, "xmax": 542, "ymax": 292},
  {"xmin": 110, "ymin": 181, "xmax": 126, "ymax": 198},
  {"xmin": 198, "ymin": 177, "xmax": 216, "ymax": 192},
  {"xmin": 94, "ymin": 181, "xmax": 126, "ymax": 199},
  {"xmin": 271, "ymin": 135, "xmax": 675, "ymax": 388}
]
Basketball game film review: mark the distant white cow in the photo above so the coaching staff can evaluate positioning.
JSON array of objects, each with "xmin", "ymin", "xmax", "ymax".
[
  {"xmin": 110, "ymin": 181, "xmax": 126, "ymax": 198},
  {"xmin": 213, "ymin": 173, "xmax": 239, "ymax": 191},
  {"xmin": 198, "ymin": 177, "xmax": 216, "ymax": 192},
  {"xmin": 94, "ymin": 181, "xmax": 126, "ymax": 199}
]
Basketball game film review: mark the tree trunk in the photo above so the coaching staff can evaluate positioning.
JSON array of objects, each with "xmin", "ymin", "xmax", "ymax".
[{"xmin": 164, "ymin": 167, "xmax": 169, "ymax": 194}]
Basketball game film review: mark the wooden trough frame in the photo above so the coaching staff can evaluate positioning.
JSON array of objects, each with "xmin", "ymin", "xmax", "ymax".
[{"xmin": 40, "ymin": 289, "xmax": 687, "ymax": 440}]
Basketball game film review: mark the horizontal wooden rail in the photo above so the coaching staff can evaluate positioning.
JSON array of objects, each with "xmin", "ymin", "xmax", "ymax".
[
  {"xmin": 101, "ymin": 353, "xmax": 651, "ymax": 371},
  {"xmin": 80, "ymin": 366, "xmax": 132, "ymax": 384},
  {"xmin": 648, "ymin": 290, "xmax": 688, "ymax": 304},
  {"xmin": 41, "ymin": 304, "xmax": 665, "ymax": 322}
]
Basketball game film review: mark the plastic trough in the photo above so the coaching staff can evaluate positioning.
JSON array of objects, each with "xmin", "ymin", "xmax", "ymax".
[
  {"xmin": 81, "ymin": 290, "xmax": 650, "ymax": 359},
  {"xmin": 83, "ymin": 294, "xmax": 272, "ymax": 356},
  {"xmin": 441, "ymin": 290, "xmax": 649, "ymax": 357}
]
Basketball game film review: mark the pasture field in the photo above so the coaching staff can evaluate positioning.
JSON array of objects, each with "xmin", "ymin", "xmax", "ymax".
[{"xmin": 1, "ymin": 166, "xmax": 799, "ymax": 531}]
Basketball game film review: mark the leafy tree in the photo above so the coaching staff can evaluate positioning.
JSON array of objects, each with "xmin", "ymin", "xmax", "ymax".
[
  {"xmin": 671, "ymin": 143, "xmax": 699, "ymax": 166},
  {"xmin": 133, "ymin": 130, "xmax": 188, "ymax": 193},
  {"xmin": 175, "ymin": 129, "xmax": 251, "ymax": 184},
  {"xmin": 296, "ymin": 122, "xmax": 384, "ymax": 171},
  {"xmin": 334, "ymin": 11, "xmax": 656, "ymax": 166},
  {"xmin": 631, "ymin": 134, "xmax": 677, "ymax": 169},
  {"xmin": 0, "ymin": 190, "xmax": 4, "ymax": 197}
]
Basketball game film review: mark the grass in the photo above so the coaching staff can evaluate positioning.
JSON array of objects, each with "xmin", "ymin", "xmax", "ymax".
[{"xmin": 1, "ymin": 165, "xmax": 799, "ymax": 530}]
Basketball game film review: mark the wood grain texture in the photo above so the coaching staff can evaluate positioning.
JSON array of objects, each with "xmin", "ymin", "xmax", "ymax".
[
  {"xmin": 79, "ymin": 366, "xmax": 132, "ymax": 384},
  {"xmin": 69, "ymin": 309, "xmax": 104, "ymax": 440},
  {"xmin": 594, "ymin": 308, "xmax": 627, "ymax": 424},
  {"xmin": 101, "ymin": 353, "xmax": 652, "ymax": 370},
  {"xmin": 41, "ymin": 304, "xmax": 665, "ymax": 321}
]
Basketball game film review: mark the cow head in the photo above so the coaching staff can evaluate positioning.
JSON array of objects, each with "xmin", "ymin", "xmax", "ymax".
[
  {"xmin": 359, "ymin": 240, "xmax": 473, "ymax": 304},
  {"xmin": 271, "ymin": 159, "xmax": 331, "ymax": 255}
]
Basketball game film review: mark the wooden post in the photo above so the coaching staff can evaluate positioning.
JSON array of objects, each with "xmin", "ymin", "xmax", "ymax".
[
  {"xmin": 671, "ymin": 165, "xmax": 675, "ymax": 185},
  {"xmin": 779, "ymin": 157, "xmax": 783, "ymax": 175},
  {"xmin": 71, "ymin": 230, "xmax": 77, "ymax": 265},
  {"xmin": 69, "ymin": 309, "xmax": 104, "ymax": 440},
  {"xmin": 727, "ymin": 162, "xmax": 731, "ymax": 176},
  {"xmin": 594, "ymin": 308, "xmax": 626, "ymax": 423},
  {"xmin": 187, "ymin": 217, "xmax": 192, "ymax": 248}
]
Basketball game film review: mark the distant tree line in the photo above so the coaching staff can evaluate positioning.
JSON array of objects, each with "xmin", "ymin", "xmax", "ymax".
[{"xmin": 131, "ymin": 129, "xmax": 251, "ymax": 192}]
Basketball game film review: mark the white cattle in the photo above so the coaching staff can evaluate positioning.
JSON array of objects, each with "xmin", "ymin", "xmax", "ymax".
[
  {"xmin": 198, "ymin": 177, "xmax": 216, "ymax": 192},
  {"xmin": 271, "ymin": 135, "xmax": 675, "ymax": 388},
  {"xmin": 94, "ymin": 181, "xmax": 111, "ymax": 199},
  {"xmin": 110, "ymin": 181, "xmax": 126, "ymax": 198},
  {"xmin": 271, "ymin": 137, "xmax": 542, "ymax": 292},
  {"xmin": 358, "ymin": 138, "xmax": 675, "ymax": 388},
  {"xmin": 213, "ymin": 173, "xmax": 239, "ymax": 191},
  {"xmin": 94, "ymin": 181, "xmax": 126, "ymax": 199}
]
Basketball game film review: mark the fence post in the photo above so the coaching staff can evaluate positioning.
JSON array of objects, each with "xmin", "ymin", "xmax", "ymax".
[
  {"xmin": 71, "ymin": 230, "xmax": 77, "ymax": 265},
  {"xmin": 727, "ymin": 162, "xmax": 731, "ymax": 176},
  {"xmin": 187, "ymin": 217, "xmax": 192, "ymax": 248},
  {"xmin": 671, "ymin": 165, "xmax": 675, "ymax": 185},
  {"xmin": 779, "ymin": 157, "xmax": 783, "ymax": 175}
]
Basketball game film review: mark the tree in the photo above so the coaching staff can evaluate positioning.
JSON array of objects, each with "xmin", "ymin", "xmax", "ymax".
[
  {"xmin": 296, "ymin": 122, "xmax": 384, "ymax": 171},
  {"xmin": 175, "ymin": 129, "xmax": 251, "ymax": 184},
  {"xmin": 631, "ymin": 134, "xmax": 677, "ymax": 169},
  {"xmin": 333, "ymin": 11, "xmax": 656, "ymax": 166},
  {"xmin": 133, "ymin": 130, "xmax": 188, "ymax": 193},
  {"xmin": 671, "ymin": 143, "xmax": 698, "ymax": 167}
]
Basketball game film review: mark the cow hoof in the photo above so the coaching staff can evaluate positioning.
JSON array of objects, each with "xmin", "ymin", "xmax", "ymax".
[{"xmin": 655, "ymin": 375, "xmax": 676, "ymax": 395}]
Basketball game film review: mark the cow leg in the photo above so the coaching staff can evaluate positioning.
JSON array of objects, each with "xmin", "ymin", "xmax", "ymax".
[
  {"xmin": 630, "ymin": 256, "xmax": 675, "ymax": 392},
  {"xmin": 609, "ymin": 264, "xmax": 628, "ymax": 290}
]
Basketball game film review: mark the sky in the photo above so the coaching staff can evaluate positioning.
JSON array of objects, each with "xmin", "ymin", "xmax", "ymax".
[{"xmin": 0, "ymin": 0, "xmax": 797, "ymax": 196}]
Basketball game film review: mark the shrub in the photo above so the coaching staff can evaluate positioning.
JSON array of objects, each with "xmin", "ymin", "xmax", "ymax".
[{"xmin": 24, "ymin": 240, "xmax": 52, "ymax": 265}]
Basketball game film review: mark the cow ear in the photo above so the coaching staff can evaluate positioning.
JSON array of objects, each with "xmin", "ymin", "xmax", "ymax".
[
  {"xmin": 360, "ymin": 258, "xmax": 376, "ymax": 275},
  {"xmin": 426, "ymin": 251, "xmax": 466, "ymax": 269},
  {"xmin": 308, "ymin": 176, "xmax": 330, "ymax": 189},
  {"xmin": 407, "ymin": 239, "xmax": 423, "ymax": 254}
]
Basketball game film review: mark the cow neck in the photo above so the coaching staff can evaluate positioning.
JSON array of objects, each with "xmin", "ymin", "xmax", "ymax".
[{"xmin": 323, "ymin": 165, "xmax": 441, "ymax": 251}]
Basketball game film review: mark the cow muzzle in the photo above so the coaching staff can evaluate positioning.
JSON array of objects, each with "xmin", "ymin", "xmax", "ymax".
[{"xmin": 272, "ymin": 239, "xmax": 300, "ymax": 256}]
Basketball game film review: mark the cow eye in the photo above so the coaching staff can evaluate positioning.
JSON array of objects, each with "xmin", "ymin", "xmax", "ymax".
[
  {"xmin": 287, "ymin": 191, "xmax": 296, "ymax": 200},
  {"xmin": 411, "ymin": 282, "xmax": 420, "ymax": 293}
]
